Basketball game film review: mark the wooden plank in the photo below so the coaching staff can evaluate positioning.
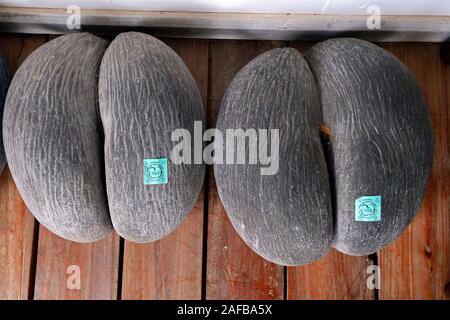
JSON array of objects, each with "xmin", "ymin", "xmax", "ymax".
[
  {"xmin": 286, "ymin": 41, "xmax": 375, "ymax": 300},
  {"xmin": 0, "ymin": 34, "xmax": 47, "ymax": 73},
  {"xmin": 378, "ymin": 43, "xmax": 450, "ymax": 299},
  {"xmin": 0, "ymin": 168, "xmax": 36, "ymax": 300},
  {"xmin": 34, "ymin": 230, "xmax": 120, "ymax": 299},
  {"xmin": 121, "ymin": 38, "xmax": 208, "ymax": 300},
  {"xmin": 1, "ymin": 7, "xmax": 450, "ymax": 42},
  {"xmin": 287, "ymin": 250, "xmax": 375, "ymax": 299},
  {"xmin": 206, "ymin": 40, "xmax": 285, "ymax": 300},
  {"xmin": 0, "ymin": 34, "xmax": 46, "ymax": 300},
  {"xmin": 33, "ymin": 34, "xmax": 120, "ymax": 300}
]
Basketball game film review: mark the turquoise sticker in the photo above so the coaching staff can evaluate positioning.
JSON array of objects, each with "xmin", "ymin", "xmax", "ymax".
[
  {"xmin": 355, "ymin": 196, "xmax": 381, "ymax": 222},
  {"xmin": 144, "ymin": 158, "xmax": 168, "ymax": 185}
]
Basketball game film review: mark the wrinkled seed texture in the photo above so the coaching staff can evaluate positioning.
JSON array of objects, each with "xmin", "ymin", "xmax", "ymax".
[
  {"xmin": 3, "ymin": 33, "xmax": 113, "ymax": 242},
  {"xmin": 98, "ymin": 32, "xmax": 205, "ymax": 243}
]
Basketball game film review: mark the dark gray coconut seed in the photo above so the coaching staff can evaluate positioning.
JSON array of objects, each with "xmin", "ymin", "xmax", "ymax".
[
  {"xmin": 214, "ymin": 48, "xmax": 333, "ymax": 266},
  {"xmin": 305, "ymin": 38, "xmax": 434, "ymax": 255},
  {"xmin": 3, "ymin": 33, "xmax": 112, "ymax": 242},
  {"xmin": 99, "ymin": 32, "xmax": 205, "ymax": 243},
  {"xmin": 0, "ymin": 53, "xmax": 11, "ymax": 174}
]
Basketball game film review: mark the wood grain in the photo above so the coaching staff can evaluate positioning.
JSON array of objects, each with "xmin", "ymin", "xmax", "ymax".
[
  {"xmin": 0, "ymin": 168, "xmax": 36, "ymax": 299},
  {"xmin": 121, "ymin": 38, "xmax": 208, "ymax": 300},
  {"xmin": 288, "ymin": 250, "xmax": 375, "ymax": 299},
  {"xmin": 286, "ymin": 41, "xmax": 375, "ymax": 300},
  {"xmin": 34, "ymin": 228, "xmax": 120, "ymax": 299},
  {"xmin": 0, "ymin": 34, "xmax": 46, "ymax": 300},
  {"xmin": 206, "ymin": 40, "xmax": 285, "ymax": 299},
  {"xmin": 378, "ymin": 43, "xmax": 450, "ymax": 300}
]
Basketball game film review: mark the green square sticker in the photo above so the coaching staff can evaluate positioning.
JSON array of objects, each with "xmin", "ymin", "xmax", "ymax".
[
  {"xmin": 355, "ymin": 196, "xmax": 381, "ymax": 222},
  {"xmin": 144, "ymin": 158, "xmax": 168, "ymax": 185}
]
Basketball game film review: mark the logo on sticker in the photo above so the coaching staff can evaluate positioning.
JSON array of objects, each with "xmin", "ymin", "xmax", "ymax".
[
  {"xmin": 144, "ymin": 158, "xmax": 168, "ymax": 185},
  {"xmin": 355, "ymin": 196, "xmax": 381, "ymax": 222}
]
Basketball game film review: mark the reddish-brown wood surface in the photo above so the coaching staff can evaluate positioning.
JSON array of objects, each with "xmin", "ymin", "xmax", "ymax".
[
  {"xmin": 121, "ymin": 39, "xmax": 209, "ymax": 300},
  {"xmin": 378, "ymin": 43, "xmax": 450, "ymax": 299},
  {"xmin": 287, "ymin": 250, "xmax": 375, "ymax": 299},
  {"xmin": 0, "ymin": 34, "xmax": 47, "ymax": 300},
  {"xmin": 205, "ymin": 40, "xmax": 285, "ymax": 300},
  {"xmin": 34, "ymin": 229, "xmax": 120, "ymax": 299},
  {"xmin": 0, "ymin": 168, "xmax": 36, "ymax": 300},
  {"xmin": 0, "ymin": 34, "xmax": 448, "ymax": 300}
]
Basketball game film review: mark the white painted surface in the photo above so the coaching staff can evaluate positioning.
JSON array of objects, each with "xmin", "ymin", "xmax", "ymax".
[
  {"xmin": 1, "ymin": 6, "xmax": 449, "ymax": 41},
  {"xmin": 1, "ymin": 0, "xmax": 449, "ymax": 16}
]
